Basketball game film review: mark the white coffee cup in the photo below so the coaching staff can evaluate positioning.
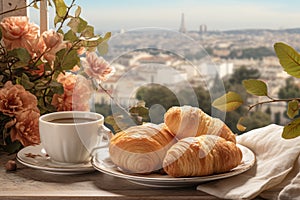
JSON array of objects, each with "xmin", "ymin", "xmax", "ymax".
[{"xmin": 39, "ymin": 111, "xmax": 111, "ymax": 164}]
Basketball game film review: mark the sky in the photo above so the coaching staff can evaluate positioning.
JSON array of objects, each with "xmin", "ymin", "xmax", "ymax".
[{"xmin": 30, "ymin": 0, "xmax": 300, "ymax": 32}]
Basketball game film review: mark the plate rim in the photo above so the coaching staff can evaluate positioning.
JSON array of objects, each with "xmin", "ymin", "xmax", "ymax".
[
  {"xmin": 91, "ymin": 144, "xmax": 256, "ymax": 185},
  {"xmin": 16, "ymin": 144, "xmax": 94, "ymax": 173}
]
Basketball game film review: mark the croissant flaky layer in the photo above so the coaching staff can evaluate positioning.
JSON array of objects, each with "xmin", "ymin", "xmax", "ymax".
[
  {"xmin": 164, "ymin": 106, "xmax": 236, "ymax": 143},
  {"xmin": 109, "ymin": 123, "xmax": 176, "ymax": 174},
  {"xmin": 163, "ymin": 135, "xmax": 242, "ymax": 177}
]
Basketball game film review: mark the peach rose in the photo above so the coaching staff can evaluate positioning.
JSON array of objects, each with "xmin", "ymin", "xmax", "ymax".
[
  {"xmin": 0, "ymin": 81, "xmax": 39, "ymax": 117},
  {"xmin": 52, "ymin": 73, "xmax": 92, "ymax": 111},
  {"xmin": 9, "ymin": 109, "xmax": 40, "ymax": 146},
  {"xmin": 0, "ymin": 16, "xmax": 39, "ymax": 54},
  {"xmin": 36, "ymin": 30, "xmax": 66, "ymax": 63},
  {"xmin": 81, "ymin": 52, "xmax": 115, "ymax": 82}
]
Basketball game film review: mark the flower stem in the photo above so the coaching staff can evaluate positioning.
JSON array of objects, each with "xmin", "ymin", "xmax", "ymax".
[{"xmin": 97, "ymin": 83, "xmax": 130, "ymax": 115}]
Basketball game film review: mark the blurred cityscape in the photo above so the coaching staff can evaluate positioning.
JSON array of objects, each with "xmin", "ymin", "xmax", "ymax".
[{"xmin": 93, "ymin": 13, "xmax": 300, "ymax": 131}]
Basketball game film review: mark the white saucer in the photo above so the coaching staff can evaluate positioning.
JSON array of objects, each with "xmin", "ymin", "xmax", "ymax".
[
  {"xmin": 92, "ymin": 144, "xmax": 255, "ymax": 187},
  {"xmin": 16, "ymin": 144, "xmax": 95, "ymax": 175}
]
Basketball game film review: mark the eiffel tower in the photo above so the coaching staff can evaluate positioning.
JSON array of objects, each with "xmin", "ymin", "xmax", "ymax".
[{"xmin": 179, "ymin": 13, "xmax": 186, "ymax": 33}]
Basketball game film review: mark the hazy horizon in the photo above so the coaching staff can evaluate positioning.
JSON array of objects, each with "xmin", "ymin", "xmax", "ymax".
[{"xmin": 28, "ymin": 0, "xmax": 300, "ymax": 32}]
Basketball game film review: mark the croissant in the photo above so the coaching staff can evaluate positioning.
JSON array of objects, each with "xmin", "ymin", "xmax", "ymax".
[
  {"xmin": 109, "ymin": 123, "xmax": 176, "ymax": 174},
  {"xmin": 163, "ymin": 135, "xmax": 242, "ymax": 177},
  {"xmin": 164, "ymin": 106, "xmax": 236, "ymax": 143}
]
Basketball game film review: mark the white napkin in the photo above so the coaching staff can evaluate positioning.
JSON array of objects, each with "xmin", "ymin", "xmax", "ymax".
[{"xmin": 197, "ymin": 124, "xmax": 300, "ymax": 200}]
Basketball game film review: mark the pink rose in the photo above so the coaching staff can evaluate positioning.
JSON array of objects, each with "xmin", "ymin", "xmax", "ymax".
[
  {"xmin": 37, "ymin": 30, "xmax": 66, "ymax": 63},
  {"xmin": 9, "ymin": 109, "xmax": 40, "ymax": 146},
  {"xmin": 0, "ymin": 81, "xmax": 39, "ymax": 117},
  {"xmin": 51, "ymin": 73, "xmax": 92, "ymax": 111},
  {"xmin": 0, "ymin": 16, "xmax": 39, "ymax": 54},
  {"xmin": 81, "ymin": 52, "xmax": 115, "ymax": 82}
]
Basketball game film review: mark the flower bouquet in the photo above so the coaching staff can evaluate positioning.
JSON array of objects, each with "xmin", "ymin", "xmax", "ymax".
[{"xmin": 0, "ymin": 0, "xmax": 114, "ymax": 153}]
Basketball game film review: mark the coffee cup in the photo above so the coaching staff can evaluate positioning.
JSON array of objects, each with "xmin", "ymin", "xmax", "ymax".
[{"xmin": 39, "ymin": 111, "xmax": 111, "ymax": 164}]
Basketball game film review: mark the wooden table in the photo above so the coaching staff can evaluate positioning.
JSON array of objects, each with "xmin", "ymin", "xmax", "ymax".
[{"xmin": 0, "ymin": 151, "xmax": 268, "ymax": 200}]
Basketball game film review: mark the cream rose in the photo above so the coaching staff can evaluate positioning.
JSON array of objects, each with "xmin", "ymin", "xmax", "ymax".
[
  {"xmin": 0, "ymin": 16, "xmax": 39, "ymax": 54},
  {"xmin": 81, "ymin": 52, "xmax": 115, "ymax": 82}
]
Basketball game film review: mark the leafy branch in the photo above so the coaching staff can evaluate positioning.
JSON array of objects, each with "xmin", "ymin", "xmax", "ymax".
[{"xmin": 212, "ymin": 42, "xmax": 300, "ymax": 139}]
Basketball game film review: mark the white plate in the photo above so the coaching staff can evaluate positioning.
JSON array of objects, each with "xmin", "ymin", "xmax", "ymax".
[
  {"xmin": 92, "ymin": 144, "xmax": 255, "ymax": 187},
  {"xmin": 16, "ymin": 144, "xmax": 95, "ymax": 175}
]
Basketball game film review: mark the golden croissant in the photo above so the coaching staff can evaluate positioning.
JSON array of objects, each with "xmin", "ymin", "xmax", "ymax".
[
  {"xmin": 109, "ymin": 123, "xmax": 176, "ymax": 174},
  {"xmin": 164, "ymin": 106, "xmax": 236, "ymax": 143},
  {"xmin": 163, "ymin": 135, "xmax": 242, "ymax": 177}
]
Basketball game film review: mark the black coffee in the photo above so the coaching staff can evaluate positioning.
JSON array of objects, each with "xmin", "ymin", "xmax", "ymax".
[{"xmin": 49, "ymin": 118, "xmax": 95, "ymax": 124}]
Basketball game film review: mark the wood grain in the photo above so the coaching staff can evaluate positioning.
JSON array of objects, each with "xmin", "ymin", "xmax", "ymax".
[{"xmin": 0, "ymin": 151, "xmax": 218, "ymax": 200}]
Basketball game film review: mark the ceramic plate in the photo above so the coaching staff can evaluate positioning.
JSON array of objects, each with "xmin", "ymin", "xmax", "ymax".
[
  {"xmin": 92, "ymin": 144, "xmax": 255, "ymax": 187},
  {"xmin": 16, "ymin": 144, "xmax": 95, "ymax": 175}
]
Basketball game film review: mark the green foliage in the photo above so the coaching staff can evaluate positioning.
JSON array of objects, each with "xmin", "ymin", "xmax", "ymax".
[
  {"xmin": 136, "ymin": 84, "xmax": 179, "ymax": 110},
  {"xmin": 283, "ymin": 118, "xmax": 300, "ymax": 139},
  {"xmin": 229, "ymin": 46, "xmax": 275, "ymax": 59},
  {"xmin": 104, "ymin": 103, "xmax": 150, "ymax": 134},
  {"xmin": 213, "ymin": 42, "xmax": 300, "ymax": 139},
  {"xmin": 278, "ymin": 78, "xmax": 300, "ymax": 99},
  {"xmin": 287, "ymin": 100, "xmax": 299, "ymax": 119},
  {"xmin": 274, "ymin": 42, "xmax": 300, "ymax": 78},
  {"xmin": 242, "ymin": 79, "xmax": 268, "ymax": 96},
  {"xmin": 212, "ymin": 92, "xmax": 243, "ymax": 112},
  {"xmin": 228, "ymin": 66, "xmax": 260, "ymax": 85},
  {"xmin": 0, "ymin": 0, "xmax": 112, "ymax": 151}
]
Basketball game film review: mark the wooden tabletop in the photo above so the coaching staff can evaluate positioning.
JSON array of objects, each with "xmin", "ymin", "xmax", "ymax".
[{"xmin": 0, "ymin": 150, "xmax": 221, "ymax": 200}]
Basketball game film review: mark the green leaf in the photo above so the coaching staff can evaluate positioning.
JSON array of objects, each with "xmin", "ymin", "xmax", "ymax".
[
  {"xmin": 129, "ymin": 105, "xmax": 150, "ymax": 122},
  {"xmin": 242, "ymin": 79, "xmax": 268, "ymax": 96},
  {"xmin": 64, "ymin": 30, "xmax": 77, "ymax": 42},
  {"xmin": 274, "ymin": 42, "xmax": 300, "ymax": 78},
  {"xmin": 287, "ymin": 100, "xmax": 299, "ymax": 119},
  {"xmin": 103, "ymin": 32, "xmax": 112, "ymax": 41},
  {"xmin": 212, "ymin": 91, "xmax": 243, "ymax": 112},
  {"xmin": 3, "ymin": 140, "xmax": 22, "ymax": 154},
  {"xmin": 33, "ymin": 2, "xmax": 39, "ymax": 9},
  {"xmin": 282, "ymin": 118, "xmax": 300, "ymax": 139},
  {"xmin": 49, "ymin": 81, "xmax": 64, "ymax": 94},
  {"xmin": 54, "ymin": 15, "xmax": 63, "ymax": 27},
  {"xmin": 52, "ymin": 0, "xmax": 67, "ymax": 17},
  {"xmin": 19, "ymin": 73, "xmax": 34, "ymax": 89},
  {"xmin": 8, "ymin": 48, "xmax": 31, "ymax": 63},
  {"xmin": 77, "ymin": 18, "xmax": 88, "ymax": 33},
  {"xmin": 236, "ymin": 117, "xmax": 247, "ymax": 131},
  {"xmin": 75, "ymin": 6, "xmax": 81, "ymax": 18},
  {"xmin": 97, "ymin": 42, "xmax": 109, "ymax": 55},
  {"xmin": 60, "ymin": 49, "xmax": 80, "ymax": 70},
  {"xmin": 81, "ymin": 25, "xmax": 95, "ymax": 38},
  {"xmin": 67, "ymin": 17, "xmax": 88, "ymax": 33}
]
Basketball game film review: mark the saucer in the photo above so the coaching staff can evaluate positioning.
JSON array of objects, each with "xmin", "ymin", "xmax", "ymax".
[{"xmin": 16, "ymin": 144, "xmax": 95, "ymax": 175}]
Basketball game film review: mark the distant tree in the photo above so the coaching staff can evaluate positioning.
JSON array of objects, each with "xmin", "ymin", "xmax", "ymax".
[
  {"xmin": 227, "ymin": 66, "xmax": 260, "ymax": 86},
  {"xmin": 178, "ymin": 85, "xmax": 211, "ymax": 115},
  {"xmin": 229, "ymin": 47, "xmax": 275, "ymax": 59},
  {"xmin": 95, "ymin": 103, "xmax": 112, "ymax": 117},
  {"xmin": 278, "ymin": 77, "xmax": 300, "ymax": 99},
  {"xmin": 243, "ymin": 111, "xmax": 272, "ymax": 131},
  {"xmin": 274, "ymin": 112, "xmax": 281, "ymax": 125},
  {"xmin": 265, "ymin": 106, "xmax": 271, "ymax": 115},
  {"xmin": 136, "ymin": 84, "xmax": 179, "ymax": 110},
  {"xmin": 136, "ymin": 84, "xmax": 211, "ymax": 117}
]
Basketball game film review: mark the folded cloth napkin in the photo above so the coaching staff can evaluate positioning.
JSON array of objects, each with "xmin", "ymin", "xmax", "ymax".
[{"xmin": 197, "ymin": 124, "xmax": 300, "ymax": 200}]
